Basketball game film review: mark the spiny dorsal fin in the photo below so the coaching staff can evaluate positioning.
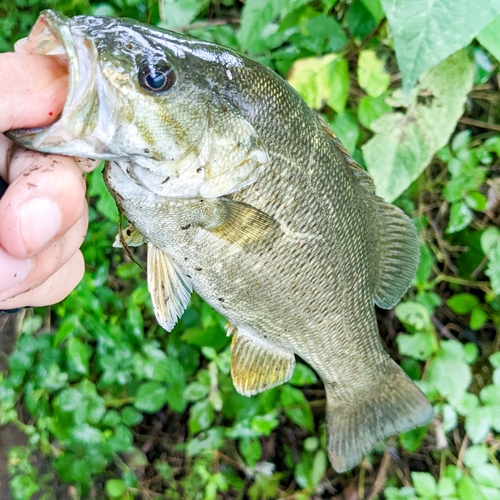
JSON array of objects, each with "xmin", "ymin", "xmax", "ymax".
[
  {"xmin": 113, "ymin": 223, "xmax": 146, "ymax": 248},
  {"xmin": 320, "ymin": 119, "xmax": 376, "ymax": 194},
  {"xmin": 208, "ymin": 199, "xmax": 279, "ymax": 248},
  {"xmin": 147, "ymin": 242, "xmax": 192, "ymax": 332},
  {"xmin": 230, "ymin": 326, "xmax": 295, "ymax": 396},
  {"xmin": 372, "ymin": 199, "xmax": 420, "ymax": 309}
]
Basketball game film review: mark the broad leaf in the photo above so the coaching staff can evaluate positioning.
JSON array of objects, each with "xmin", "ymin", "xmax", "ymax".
[
  {"xmin": 477, "ymin": 15, "xmax": 500, "ymax": 61},
  {"xmin": 287, "ymin": 54, "xmax": 349, "ymax": 113},
  {"xmin": 380, "ymin": 0, "xmax": 500, "ymax": 94},
  {"xmin": 362, "ymin": 50, "xmax": 473, "ymax": 202}
]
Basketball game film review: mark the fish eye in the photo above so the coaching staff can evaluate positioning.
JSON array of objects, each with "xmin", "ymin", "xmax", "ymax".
[{"xmin": 139, "ymin": 63, "xmax": 175, "ymax": 92}]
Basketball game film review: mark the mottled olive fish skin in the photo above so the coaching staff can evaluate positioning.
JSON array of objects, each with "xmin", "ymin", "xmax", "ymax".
[{"xmin": 8, "ymin": 10, "xmax": 433, "ymax": 473}]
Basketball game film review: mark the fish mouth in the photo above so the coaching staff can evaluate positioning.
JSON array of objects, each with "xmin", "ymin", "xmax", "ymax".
[{"xmin": 7, "ymin": 10, "xmax": 101, "ymax": 151}]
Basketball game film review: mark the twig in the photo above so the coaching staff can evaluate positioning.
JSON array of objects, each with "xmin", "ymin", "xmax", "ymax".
[
  {"xmin": 177, "ymin": 18, "xmax": 240, "ymax": 32},
  {"xmin": 456, "ymin": 435, "xmax": 469, "ymax": 468},
  {"xmin": 431, "ymin": 316, "xmax": 458, "ymax": 341},
  {"xmin": 459, "ymin": 117, "xmax": 500, "ymax": 133},
  {"xmin": 368, "ymin": 447, "xmax": 391, "ymax": 499},
  {"xmin": 432, "ymin": 274, "xmax": 492, "ymax": 295}
]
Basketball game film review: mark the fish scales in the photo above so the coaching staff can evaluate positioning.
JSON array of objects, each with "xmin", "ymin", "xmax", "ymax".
[{"xmin": 7, "ymin": 10, "xmax": 433, "ymax": 472}]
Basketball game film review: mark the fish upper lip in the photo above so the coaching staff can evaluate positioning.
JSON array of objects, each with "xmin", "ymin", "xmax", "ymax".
[{"xmin": 7, "ymin": 10, "xmax": 97, "ymax": 146}]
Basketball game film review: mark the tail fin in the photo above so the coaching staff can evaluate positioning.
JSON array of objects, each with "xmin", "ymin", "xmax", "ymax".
[{"xmin": 325, "ymin": 360, "xmax": 433, "ymax": 473}]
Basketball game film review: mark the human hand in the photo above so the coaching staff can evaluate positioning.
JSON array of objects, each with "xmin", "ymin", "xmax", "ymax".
[{"xmin": 0, "ymin": 53, "xmax": 96, "ymax": 309}]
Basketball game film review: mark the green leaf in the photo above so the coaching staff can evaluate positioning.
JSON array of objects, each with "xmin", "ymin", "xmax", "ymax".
[
  {"xmin": 280, "ymin": 385, "xmax": 314, "ymax": 432},
  {"xmin": 451, "ymin": 130, "xmax": 472, "ymax": 152},
  {"xmin": 188, "ymin": 400, "xmax": 214, "ymax": 434},
  {"xmin": 395, "ymin": 301, "xmax": 433, "ymax": 333},
  {"xmin": 360, "ymin": 0, "xmax": 384, "ymax": 23},
  {"xmin": 480, "ymin": 384, "xmax": 500, "ymax": 406},
  {"xmin": 441, "ymin": 404, "xmax": 458, "ymax": 432},
  {"xmin": 289, "ymin": 363, "xmax": 318, "ymax": 386},
  {"xmin": 471, "ymin": 464, "xmax": 500, "ymax": 487},
  {"xmin": 464, "ymin": 343, "xmax": 479, "ymax": 364},
  {"xmin": 464, "ymin": 445, "xmax": 489, "ymax": 468},
  {"xmin": 66, "ymin": 337, "xmax": 90, "ymax": 375},
  {"xmin": 399, "ymin": 426, "xmax": 427, "ymax": 452},
  {"xmin": 363, "ymin": 50, "xmax": 474, "ymax": 202},
  {"xmin": 427, "ymin": 352, "xmax": 471, "ymax": 404},
  {"xmin": 477, "ymin": 15, "xmax": 500, "ymax": 61},
  {"xmin": 329, "ymin": 110, "xmax": 360, "ymax": 154},
  {"xmin": 238, "ymin": 0, "xmax": 309, "ymax": 52},
  {"xmin": 105, "ymin": 479, "xmax": 127, "ymax": 498},
  {"xmin": 465, "ymin": 406, "xmax": 492, "ymax": 444},
  {"xmin": 134, "ymin": 382, "xmax": 169, "ymax": 413},
  {"xmin": 466, "ymin": 192, "xmax": 488, "ymax": 211},
  {"xmin": 470, "ymin": 307, "xmax": 488, "ymax": 331},
  {"xmin": 88, "ymin": 164, "xmax": 118, "ymax": 222},
  {"xmin": 54, "ymin": 388, "xmax": 82, "ymax": 413},
  {"xmin": 185, "ymin": 428, "xmax": 225, "ymax": 456},
  {"xmin": 10, "ymin": 475, "xmax": 40, "ymax": 500},
  {"xmin": 397, "ymin": 333, "xmax": 437, "ymax": 361},
  {"xmin": 437, "ymin": 476, "xmax": 456, "ymax": 497},
  {"xmin": 358, "ymin": 95, "xmax": 392, "ymax": 130},
  {"xmin": 239, "ymin": 437, "xmax": 262, "ymax": 467},
  {"xmin": 357, "ymin": 50, "xmax": 390, "ymax": 97},
  {"xmin": 250, "ymin": 413, "xmax": 280, "ymax": 436},
  {"xmin": 447, "ymin": 293, "xmax": 480, "ymax": 314},
  {"xmin": 411, "ymin": 472, "xmax": 437, "ymax": 497},
  {"xmin": 490, "ymin": 352, "xmax": 500, "ymax": 368},
  {"xmin": 157, "ymin": 0, "xmax": 203, "ymax": 30},
  {"xmin": 121, "ymin": 406, "xmax": 143, "ymax": 427},
  {"xmin": 380, "ymin": 0, "xmax": 500, "ymax": 94},
  {"xmin": 183, "ymin": 381, "xmax": 210, "ymax": 401},
  {"xmin": 456, "ymin": 392, "xmax": 479, "ymax": 416},
  {"xmin": 446, "ymin": 202, "xmax": 474, "ymax": 234},
  {"xmin": 310, "ymin": 449, "xmax": 327, "ymax": 487},
  {"xmin": 287, "ymin": 54, "xmax": 349, "ymax": 113},
  {"xmin": 457, "ymin": 475, "xmax": 487, "ymax": 500}
]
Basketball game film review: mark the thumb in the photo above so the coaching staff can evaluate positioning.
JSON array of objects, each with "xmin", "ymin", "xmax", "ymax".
[{"xmin": 0, "ymin": 53, "xmax": 68, "ymax": 133}]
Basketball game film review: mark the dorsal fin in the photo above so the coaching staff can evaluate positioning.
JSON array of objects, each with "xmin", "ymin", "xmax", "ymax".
[
  {"xmin": 147, "ymin": 243, "xmax": 192, "ymax": 332},
  {"xmin": 230, "ymin": 326, "xmax": 295, "ymax": 396},
  {"xmin": 320, "ymin": 118, "xmax": 419, "ymax": 308},
  {"xmin": 372, "ymin": 199, "xmax": 420, "ymax": 309},
  {"xmin": 320, "ymin": 119, "xmax": 376, "ymax": 194}
]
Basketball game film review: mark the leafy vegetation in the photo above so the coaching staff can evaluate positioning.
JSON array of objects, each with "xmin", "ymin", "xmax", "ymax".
[{"xmin": 1, "ymin": 0, "xmax": 500, "ymax": 498}]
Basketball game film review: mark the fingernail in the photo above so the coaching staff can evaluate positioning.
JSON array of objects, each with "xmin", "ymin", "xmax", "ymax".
[
  {"xmin": 19, "ymin": 198, "xmax": 61, "ymax": 254},
  {"xmin": 0, "ymin": 247, "xmax": 31, "ymax": 295}
]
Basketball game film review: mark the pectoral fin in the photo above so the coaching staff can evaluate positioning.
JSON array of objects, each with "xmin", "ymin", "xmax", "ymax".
[
  {"xmin": 206, "ymin": 199, "xmax": 279, "ymax": 248},
  {"xmin": 147, "ymin": 243, "xmax": 192, "ymax": 332},
  {"xmin": 230, "ymin": 326, "xmax": 295, "ymax": 396},
  {"xmin": 113, "ymin": 223, "xmax": 146, "ymax": 248}
]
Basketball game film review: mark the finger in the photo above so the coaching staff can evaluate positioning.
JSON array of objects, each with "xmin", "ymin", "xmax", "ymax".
[
  {"xmin": 0, "ymin": 53, "xmax": 68, "ymax": 133},
  {"xmin": 0, "ymin": 212, "xmax": 88, "ymax": 302},
  {"xmin": 0, "ymin": 149, "xmax": 86, "ymax": 259},
  {"xmin": 0, "ymin": 251, "xmax": 85, "ymax": 309},
  {"xmin": 0, "ymin": 135, "xmax": 14, "ymax": 180}
]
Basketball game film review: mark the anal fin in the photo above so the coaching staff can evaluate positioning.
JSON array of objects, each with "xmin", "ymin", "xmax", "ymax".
[
  {"xmin": 230, "ymin": 326, "xmax": 295, "ymax": 396},
  {"xmin": 147, "ymin": 243, "xmax": 192, "ymax": 332}
]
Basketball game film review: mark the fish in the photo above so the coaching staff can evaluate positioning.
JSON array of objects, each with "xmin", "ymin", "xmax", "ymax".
[{"xmin": 8, "ymin": 10, "xmax": 433, "ymax": 472}]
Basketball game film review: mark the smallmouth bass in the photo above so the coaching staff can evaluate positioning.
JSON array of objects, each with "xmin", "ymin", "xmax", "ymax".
[{"xmin": 8, "ymin": 10, "xmax": 433, "ymax": 472}]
